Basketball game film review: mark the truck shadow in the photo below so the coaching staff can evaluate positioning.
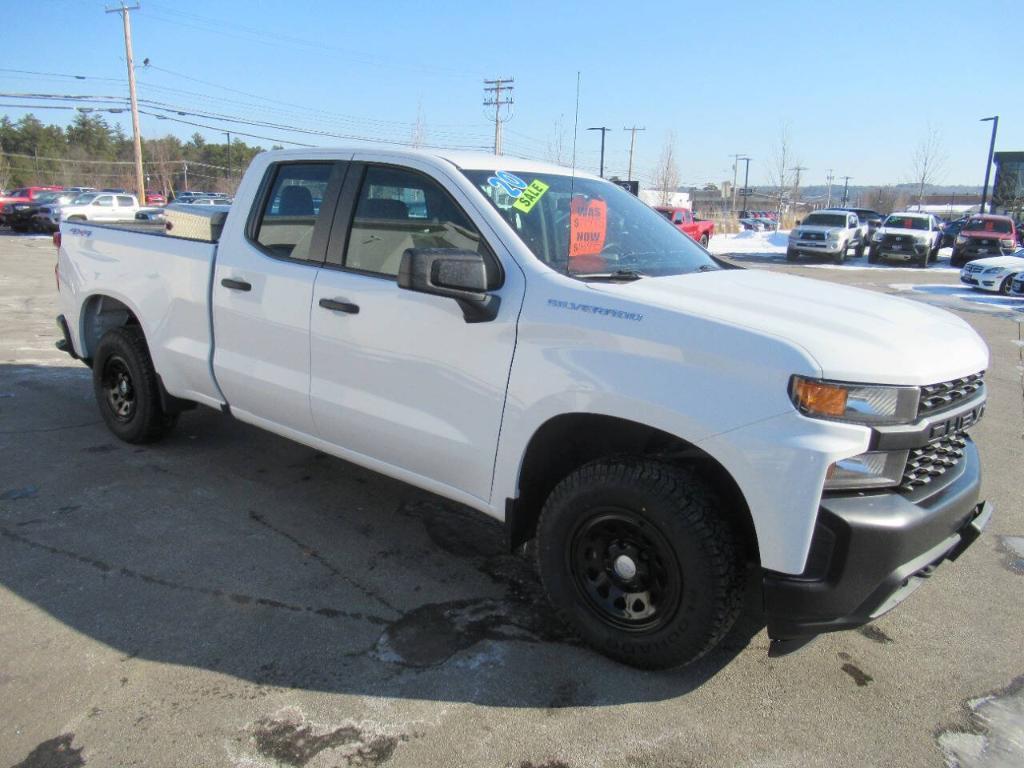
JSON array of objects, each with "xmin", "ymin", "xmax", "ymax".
[{"xmin": 0, "ymin": 363, "xmax": 766, "ymax": 708}]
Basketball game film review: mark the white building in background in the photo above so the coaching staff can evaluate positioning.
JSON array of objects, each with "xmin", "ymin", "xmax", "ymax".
[{"xmin": 638, "ymin": 190, "xmax": 691, "ymax": 209}]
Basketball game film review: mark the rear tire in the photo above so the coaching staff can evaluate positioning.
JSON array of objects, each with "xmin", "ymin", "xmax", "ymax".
[
  {"xmin": 536, "ymin": 458, "xmax": 743, "ymax": 669},
  {"xmin": 92, "ymin": 326, "xmax": 178, "ymax": 444},
  {"xmin": 855, "ymin": 241, "xmax": 866, "ymax": 258}
]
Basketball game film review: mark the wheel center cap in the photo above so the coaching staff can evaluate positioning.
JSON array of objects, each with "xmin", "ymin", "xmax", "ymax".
[
  {"xmin": 118, "ymin": 379, "xmax": 128, "ymax": 395},
  {"xmin": 613, "ymin": 554, "xmax": 637, "ymax": 581}
]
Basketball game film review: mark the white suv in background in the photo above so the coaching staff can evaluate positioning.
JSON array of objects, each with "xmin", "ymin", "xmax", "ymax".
[
  {"xmin": 787, "ymin": 210, "xmax": 865, "ymax": 264},
  {"xmin": 869, "ymin": 212, "xmax": 943, "ymax": 268},
  {"xmin": 58, "ymin": 192, "xmax": 141, "ymax": 223}
]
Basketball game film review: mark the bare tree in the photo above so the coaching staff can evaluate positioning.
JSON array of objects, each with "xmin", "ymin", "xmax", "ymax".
[
  {"xmin": 653, "ymin": 131, "xmax": 680, "ymax": 206},
  {"xmin": 766, "ymin": 124, "xmax": 797, "ymax": 218},
  {"xmin": 409, "ymin": 101, "xmax": 426, "ymax": 149},
  {"xmin": 546, "ymin": 114, "xmax": 567, "ymax": 165},
  {"xmin": 909, "ymin": 125, "xmax": 946, "ymax": 206},
  {"xmin": 864, "ymin": 186, "xmax": 900, "ymax": 214}
]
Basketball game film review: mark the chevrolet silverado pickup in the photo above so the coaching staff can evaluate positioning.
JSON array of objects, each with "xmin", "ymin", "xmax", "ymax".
[{"xmin": 54, "ymin": 149, "xmax": 993, "ymax": 669}]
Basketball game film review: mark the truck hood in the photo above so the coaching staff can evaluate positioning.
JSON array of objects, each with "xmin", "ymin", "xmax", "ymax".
[
  {"xmin": 793, "ymin": 224, "xmax": 843, "ymax": 237},
  {"xmin": 960, "ymin": 229, "xmax": 1013, "ymax": 240},
  {"xmin": 589, "ymin": 269, "xmax": 988, "ymax": 385}
]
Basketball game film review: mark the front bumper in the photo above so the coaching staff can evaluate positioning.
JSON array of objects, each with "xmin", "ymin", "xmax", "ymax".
[
  {"xmin": 763, "ymin": 438, "xmax": 989, "ymax": 639},
  {"xmin": 790, "ymin": 239, "xmax": 843, "ymax": 254}
]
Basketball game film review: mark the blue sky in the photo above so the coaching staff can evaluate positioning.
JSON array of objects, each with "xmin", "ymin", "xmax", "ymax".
[{"xmin": 4, "ymin": 0, "xmax": 1022, "ymax": 187}]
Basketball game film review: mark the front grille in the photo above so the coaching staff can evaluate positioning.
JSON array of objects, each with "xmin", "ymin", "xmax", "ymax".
[
  {"xmin": 918, "ymin": 371, "xmax": 984, "ymax": 416},
  {"xmin": 964, "ymin": 263, "xmax": 985, "ymax": 274},
  {"xmin": 901, "ymin": 431, "xmax": 967, "ymax": 492},
  {"xmin": 802, "ymin": 232, "xmax": 824, "ymax": 241}
]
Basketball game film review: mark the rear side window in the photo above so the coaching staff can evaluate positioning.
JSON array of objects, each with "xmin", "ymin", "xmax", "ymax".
[
  {"xmin": 253, "ymin": 163, "xmax": 333, "ymax": 262},
  {"xmin": 117, "ymin": 196, "xmax": 134, "ymax": 207},
  {"xmin": 343, "ymin": 165, "xmax": 486, "ymax": 278}
]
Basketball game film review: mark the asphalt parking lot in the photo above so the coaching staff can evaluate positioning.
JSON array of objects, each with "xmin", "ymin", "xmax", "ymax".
[{"xmin": 1, "ymin": 232, "xmax": 1021, "ymax": 768}]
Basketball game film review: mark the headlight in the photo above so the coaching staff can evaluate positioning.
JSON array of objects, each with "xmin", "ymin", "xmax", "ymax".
[
  {"xmin": 983, "ymin": 266, "xmax": 1004, "ymax": 274},
  {"xmin": 789, "ymin": 376, "xmax": 920, "ymax": 425},
  {"xmin": 872, "ymin": 232, "xmax": 883, "ymax": 242},
  {"xmin": 956, "ymin": 235, "xmax": 968, "ymax": 245},
  {"xmin": 825, "ymin": 450, "xmax": 908, "ymax": 490},
  {"xmin": 828, "ymin": 231, "xmax": 841, "ymax": 241},
  {"xmin": 1000, "ymin": 239, "xmax": 1015, "ymax": 248}
]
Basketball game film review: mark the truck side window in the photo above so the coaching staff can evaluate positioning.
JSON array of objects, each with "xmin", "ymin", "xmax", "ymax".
[
  {"xmin": 95, "ymin": 196, "xmax": 113, "ymax": 207},
  {"xmin": 117, "ymin": 196, "xmax": 134, "ymax": 207},
  {"xmin": 253, "ymin": 163, "xmax": 333, "ymax": 262},
  {"xmin": 344, "ymin": 165, "xmax": 485, "ymax": 278}
]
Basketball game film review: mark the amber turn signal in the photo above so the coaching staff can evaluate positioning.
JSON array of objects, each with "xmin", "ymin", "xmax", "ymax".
[{"xmin": 791, "ymin": 377, "xmax": 848, "ymax": 417}]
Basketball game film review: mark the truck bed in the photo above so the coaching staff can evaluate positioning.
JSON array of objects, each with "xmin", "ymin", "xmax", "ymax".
[{"xmin": 58, "ymin": 221, "xmax": 224, "ymax": 409}]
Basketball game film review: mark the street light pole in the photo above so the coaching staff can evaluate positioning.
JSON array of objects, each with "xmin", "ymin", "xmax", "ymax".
[
  {"xmin": 741, "ymin": 157, "xmax": 752, "ymax": 214},
  {"xmin": 587, "ymin": 127, "xmax": 611, "ymax": 178},
  {"xmin": 979, "ymin": 116, "xmax": 999, "ymax": 214},
  {"xmin": 730, "ymin": 154, "xmax": 747, "ymax": 213}
]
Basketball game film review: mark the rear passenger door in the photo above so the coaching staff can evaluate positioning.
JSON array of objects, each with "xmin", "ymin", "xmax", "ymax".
[
  {"xmin": 309, "ymin": 158, "xmax": 523, "ymax": 504},
  {"xmin": 212, "ymin": 160, "xmax": 348, "ymax": 435}
]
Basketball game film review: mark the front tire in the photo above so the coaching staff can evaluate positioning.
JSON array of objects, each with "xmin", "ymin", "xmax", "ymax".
[
  {"xmin": 834, "ymin": 242, "xmax": 846, "ymax": 264},
  {"xmin": 699, "ymin": 233, "xmax": 709, "ymax": 248},
  {"xmin": 536, "ymin": 458, "xmax": 743, "ymax": 669},
  {"xmin": 855, "ymin": 240, "xmax": 866, "ymax": 258},
  {"xmin": 92, "ymin": 326, "xmax": 178, "ymax": 443},
  {"xmin": 999, "ymin": 276, "xmax": 1012, "ymax": 295},
  {"xmin": 786, "ymin": 248, "xmax": 799, "ymax": 262}
]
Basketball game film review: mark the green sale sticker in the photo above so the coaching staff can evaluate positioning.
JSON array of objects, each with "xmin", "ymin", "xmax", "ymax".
[{"xmin": 512, "ymin": 180, "xmax": 550, "ymax": 213}]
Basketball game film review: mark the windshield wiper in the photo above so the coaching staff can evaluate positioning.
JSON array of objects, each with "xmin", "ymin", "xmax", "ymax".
[{"xmin": 572, "ymin": 269, "xmax": 647, "ymax": 281}]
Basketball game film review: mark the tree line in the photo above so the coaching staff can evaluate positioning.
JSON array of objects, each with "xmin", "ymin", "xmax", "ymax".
[{"xmin": 0, "ymin": 112, "xmax": 269, "ymax": 195}]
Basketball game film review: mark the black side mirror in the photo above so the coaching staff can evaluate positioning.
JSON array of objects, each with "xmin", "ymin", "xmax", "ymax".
[
  {"xmin": 794, "ymin": 219, "xmax": 801, "ymax": 226},
  {"xmin": 398, "ymin": 248, "xmax": 501, "ymax": 323}
]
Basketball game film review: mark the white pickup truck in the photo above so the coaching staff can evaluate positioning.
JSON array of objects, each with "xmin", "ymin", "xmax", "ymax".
[{"xmin": 54, "ymin": 149, "xmax": 992, "ymax": 669}]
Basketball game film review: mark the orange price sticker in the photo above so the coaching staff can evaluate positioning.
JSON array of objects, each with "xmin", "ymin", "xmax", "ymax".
[{"xmin": 569, "ymin": 197, "xmax": 608, "ymax": 259}]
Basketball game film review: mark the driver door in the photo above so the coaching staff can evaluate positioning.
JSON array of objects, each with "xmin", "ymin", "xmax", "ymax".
[{"xmin": 309, "ymin": 158, "xmax": 524, "ymax": 503}]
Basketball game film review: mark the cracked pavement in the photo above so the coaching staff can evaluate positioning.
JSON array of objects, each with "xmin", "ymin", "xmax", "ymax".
[{"xmin": 1, "ymin": 233, "xmax": 1022, "ymax": 767}]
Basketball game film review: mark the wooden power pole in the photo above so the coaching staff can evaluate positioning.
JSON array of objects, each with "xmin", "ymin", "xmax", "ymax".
[
  {"xmin": 623, "ymin": 125, "xmax": 646, "ymax": 183},
  {"xmin": 106, "ymin": 2, "xmax": 145, "ymax": 203},
  {"xmin": 483, "ymin": 78, "xmax": 514, "ymax": 155}
]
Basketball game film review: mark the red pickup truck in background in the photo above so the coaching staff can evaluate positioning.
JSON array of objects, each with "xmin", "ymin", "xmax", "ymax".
[{"xmin": 655, "ymin": 206, "xmax": 714, "ymax": 247}]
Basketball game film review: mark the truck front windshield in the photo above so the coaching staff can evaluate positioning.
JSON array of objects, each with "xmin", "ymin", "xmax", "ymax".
[
  {"xmin": 884, "ymin": 216, "xmax": 929, "ymax": 230},
  {"xmin": 463, "ymin": 170, "xmax": 719, "ymax": 279},
  {"xmin": 802, "ymin": 214, "xmax": 847, "ymax": 227}
]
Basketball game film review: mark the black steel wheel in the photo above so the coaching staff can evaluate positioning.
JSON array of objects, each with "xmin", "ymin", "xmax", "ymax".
[
  {"xmin": 92, "ymin": 326, "xmax": 178, "ymax": 443},
  {"xmin": 569, "ymin": 510, "xmax": 682, "ymax": 633},
  {"xmin": 537, "ymin": 458, "xmax": 743, "ymax": 669}
]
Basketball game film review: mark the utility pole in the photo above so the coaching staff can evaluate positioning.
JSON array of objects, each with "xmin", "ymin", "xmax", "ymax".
[
  {"xmin": 182, "ymin": 161, "xmax": 188, "ymax": 191},
  {"xmin": 979, "ymin": 116, "xmax": 999, "ymax": 214},
  {"xmin": 789, "ymin": 165, "xmax": 808, "ymax": 214},
  {"xmin": 483, "ymin": 78, "xmax": 514, "ymax": 155},
  {"xmin": 741, "ymin": 157, "xmax": 752, "ymax": 214},
  {"xmin": 623, "ymin": 125, "xmax": 646, "ymax": 183},
  {"xmin": 729, "ymin": 153, "xmax": 747, "ymax": 213},
  {"xmin": 106, "ymin": 2, "xmax": 145, "ymax": 203},
  {"xmin": 587, "ymin": 127, "xmax": 611, "ymax": 178},
  {"xmin": 841, "ymin": 176, "xmax": 853, "ymax": 207},
  {"xmin": 825, "ymin": 169, "xmax": 834, "ymax": 207},
  {"xmin": 224, "ymin": 131, "xmax": 232, "ymax": 184}
]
